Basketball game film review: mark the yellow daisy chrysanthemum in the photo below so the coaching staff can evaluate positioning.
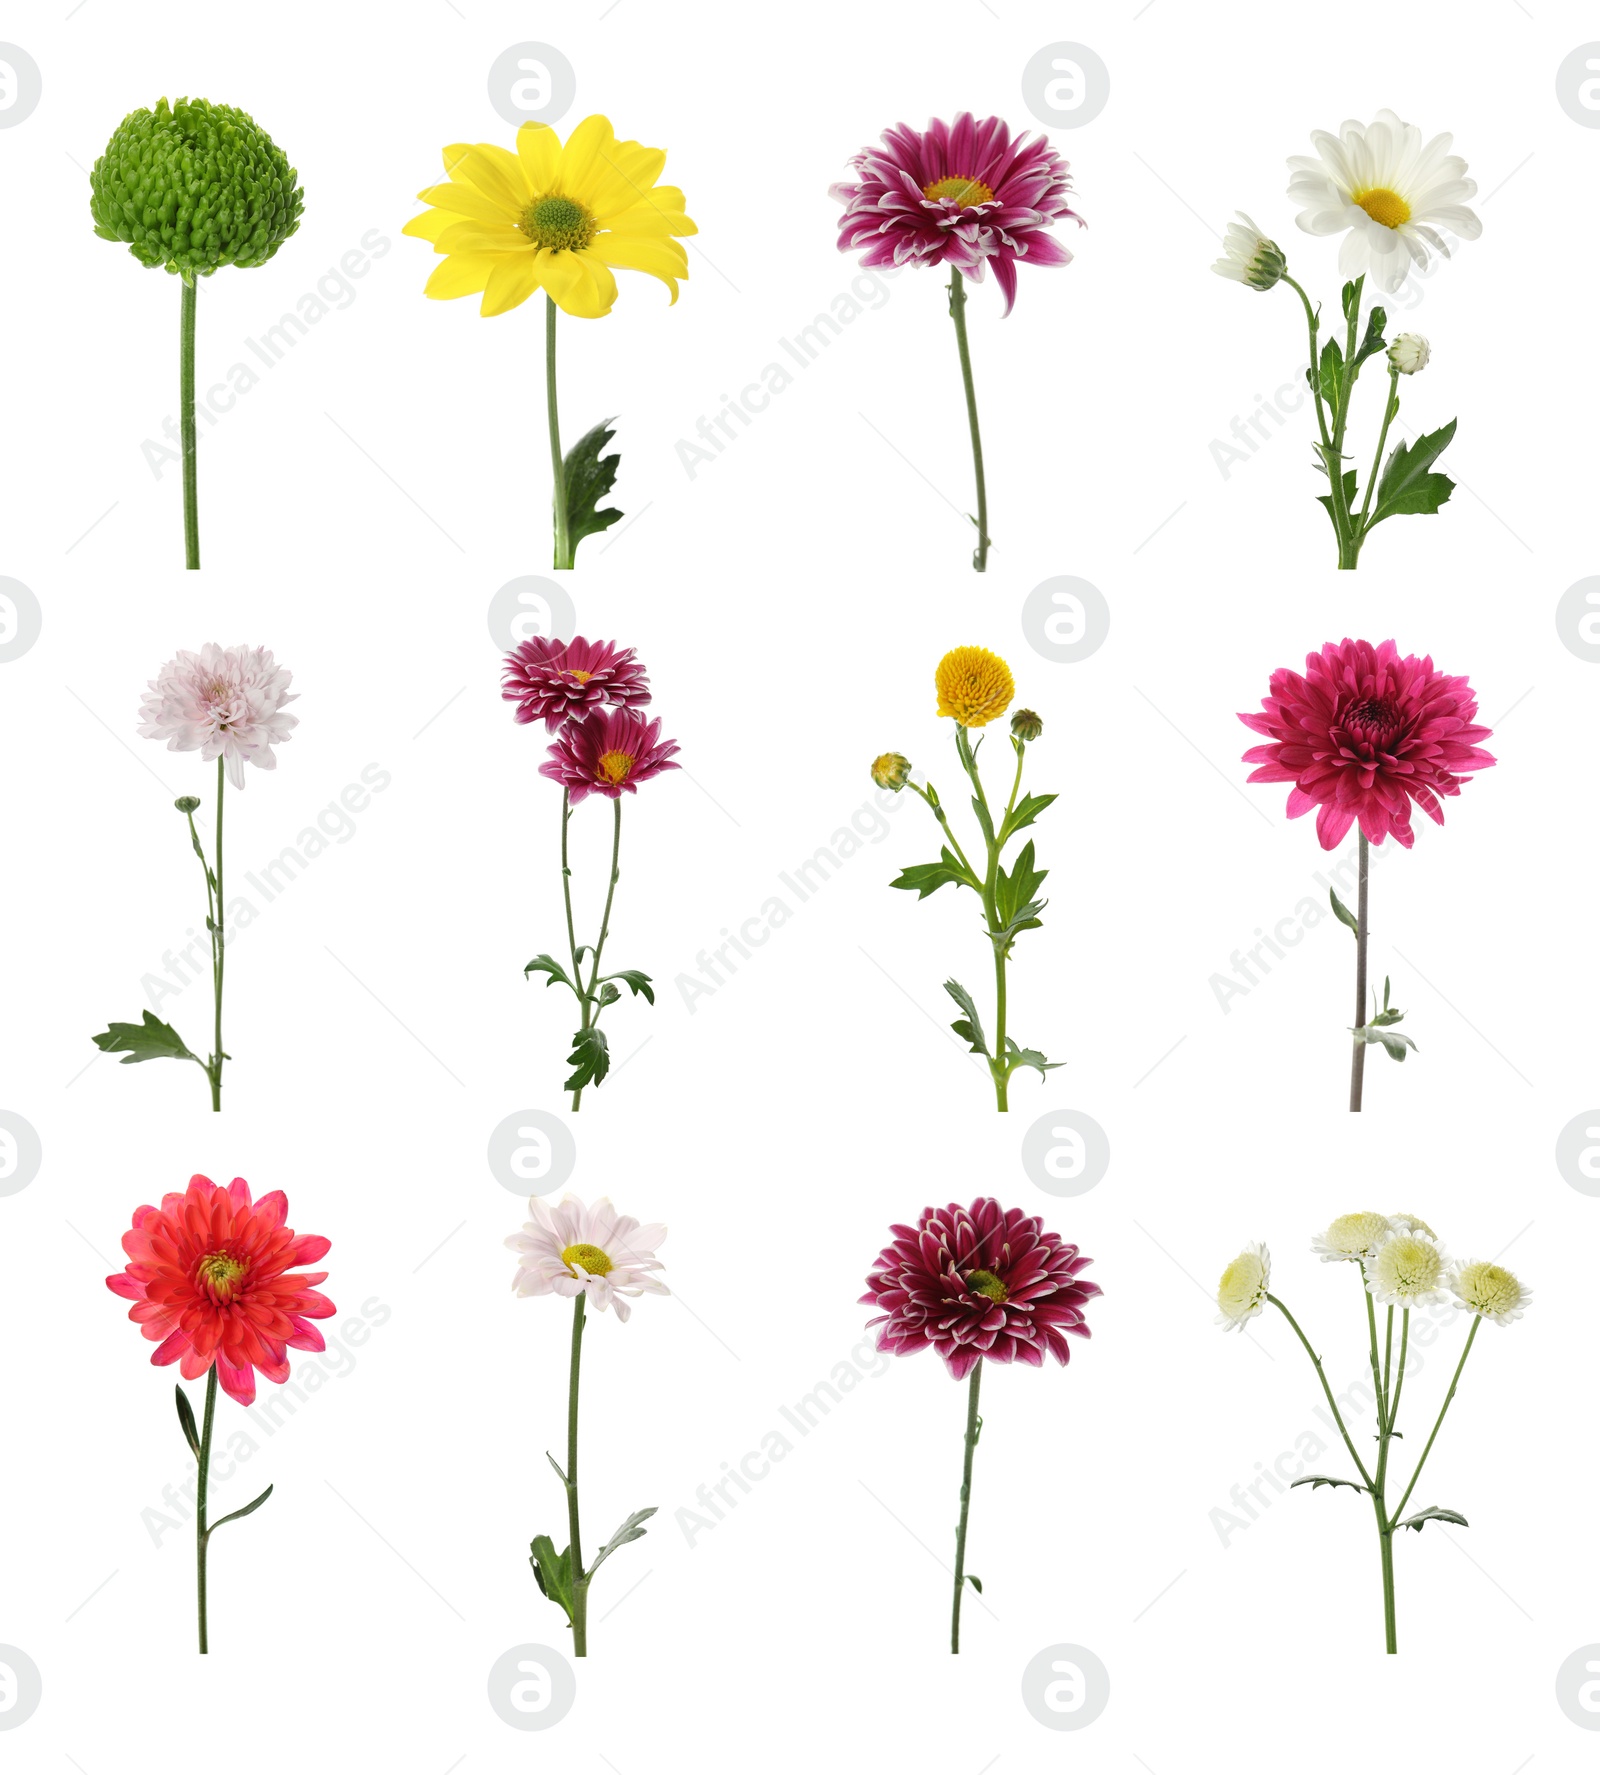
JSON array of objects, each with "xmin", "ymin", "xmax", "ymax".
[
  {"xmin": 403, "ymin": 115, "xmax": 696, "ymax": 319},
  {"xmin": 935, "ymin": 646, "xmax": 1015, "ymax": 728}
]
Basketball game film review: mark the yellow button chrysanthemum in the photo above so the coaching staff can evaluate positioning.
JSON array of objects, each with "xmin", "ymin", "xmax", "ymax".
[
  {"xmin": 403, "ymin": 115, "xmax": 697, "ymax": 319},
  {"xmin": 935, "ymin": 646, "xmax": 1015, "ymax": 728}
]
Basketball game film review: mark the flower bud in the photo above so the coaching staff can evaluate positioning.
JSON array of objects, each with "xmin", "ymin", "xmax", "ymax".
[
  {"xmin": 1010, "ymin": 708, "xmax": 1044, "ymax": 742},
  {"xmin": 174, "ymin": 795, "xmax": 202, "ymax": 814},
  {"xmin": 1387, "ymin": 333, "xmax": 1429, "ymax": 375},
  {"xmin": 871, "ymin": 752, "xmax": 912, "ymax": 792},
  {"xmin": 1211, "ymin": 213, "xmax": 1286, "ymax": 292}
]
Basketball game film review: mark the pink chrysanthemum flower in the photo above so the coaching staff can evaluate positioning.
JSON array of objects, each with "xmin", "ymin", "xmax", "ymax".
[
  {"xmin": 106, "ymin": 1174, "xmax": 334, "ymax": 1407},
  {"xmin": 137, "ymin": 642, "xmax": 298, "ymax": 789},
  {"xmin": 502, "ymin": 635, "xmax": 652, "ymax": 732},
  {"xmin": 832, "ymin": 112, "xmax": 1082, "ymax": 314},
  {"xmin": 862, "ymin": 1198, "xmax": 1100, "ymax": 1380},
  {"xmin": 539, "ymin": 705, "xmax": 680, "ymax": 804},
  {"xmin": 1239, "ymin": 638, "xmax": 1495, "ymax": 849},
  {"xmin": 506, "ymin": 1192, "xmax": 668, "ymax": 1322}
]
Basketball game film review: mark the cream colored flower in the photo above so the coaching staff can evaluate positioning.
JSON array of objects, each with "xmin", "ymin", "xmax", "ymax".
[
  {"xmin": 1365, "ymin": 1227, "xmax": 1448, "ymax": 1307},
  {"xmin": 1217, "ymin": 1242, "xmax": 1271, "ymax": 1330},
  {"xmin": 1312, "ymin": 1211, "xmax": 1390, "ymax": 1263},
  {"xmin": 1450, "ymin": 1260, "xmax": 1530, "ymax": 1327}
]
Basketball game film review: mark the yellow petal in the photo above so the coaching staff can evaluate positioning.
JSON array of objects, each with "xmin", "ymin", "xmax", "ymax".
[
  {"xmin": 423, "ymin": 253, "xmax": 501, "ymax": 301},
  {"xmin": 590, "ymin": 231, "xmax": 688, "ymax": 299},
  {"xmin": 517, "ymin": 121, "xmax": 562, "ymax": 190},
  {"xmin": 449, "ymin": 145, "xmax": 530, "ymax": 217},
  {"xmin": 538, "ymin": 249, "xmax": 616, "ymax": 319},
  {"xmin": 586, "ymin": 144, "xmax": 667, "ymax": 220},
  {"xmin": 415, "ymin": 180, "xmax": 517, "ymax": 226},
  {"xmin": 402, "ymin": 208, "xmax": 459, "ymax": 245},
  {"xmin": 480, "ymin": 255, "xmax": 540, "ymax": 317},
  {"xmin": 607, "ymin": 191, "xmax": 698, "ymax": 237},
  {"xmin": 435, "ymin": 219, "xmax": 529, "ymax": 254},
  {"xmin": 555, "ymin": 114, "xmax": 617, "ymax": 205}
]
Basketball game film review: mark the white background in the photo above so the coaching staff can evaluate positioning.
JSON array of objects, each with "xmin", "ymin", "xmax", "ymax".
[{"xmin": 1, "ymin": 0, "xmax": 1597, "ymax": 1767}]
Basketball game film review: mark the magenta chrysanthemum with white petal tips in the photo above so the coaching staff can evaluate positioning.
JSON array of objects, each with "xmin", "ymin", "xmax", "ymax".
[
  {"xmin": 832, "ymin": 112, "xmax": 1082, "ymax": 314},
  {"xmin": 862, "ymin": 1198, "xmax": 1100, "ymax": 1380},
  {"xmin": 540, "ymin": 705, "xmax": 680, "ymax": 805},
  {"xmin": 502, "ymin": 635, "xmax": 652, "ymax": 732},
  {"xmin": 1239, "ymin": 637, "xmax": 1496, "ymax": 850}
]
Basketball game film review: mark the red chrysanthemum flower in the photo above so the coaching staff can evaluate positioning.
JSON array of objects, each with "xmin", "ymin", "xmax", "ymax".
[
  {"xmin": 502, "ymin": 635, "xmax": 652, "ymax": 732},
  {"xmin": 862, "ymin": 1198, "xmax": 1100, "ymax": 1380},
  {"xmin": 106, "ymin": 1174, "xmax": 335, "ymax": 1407},
  {"xmin": 832, "ymin": 112, "xmax": 1082, "ymax": 315},
  {"xmin": 1239, "ymin": 638, "xmax": 1496, "ymax": 849},
  {"xmin": 539, "ymin": 705, "xmax": 680, "ymax": 805}
]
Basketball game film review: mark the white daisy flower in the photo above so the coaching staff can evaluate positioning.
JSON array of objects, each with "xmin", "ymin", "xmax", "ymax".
[
  {"xmin": 506, "ymin": 1192, "xmax": 668, "ymax": 1322},
  {"xmin": 1212, "ymin": 212, "xmax": 1286, "ymax": 291},
  {"xmin": 1217, "ymin": 1241, "xmax": 1271, "ymax": 1330},
  {"xmin": 1287, "ymin": 109, "xmax": 1480, "ymax": 293},
  {"xmin": 1364, "ymin": 1227, "xmax": 1449, "ymax": 1307},
  {"xmin": 1312, "ymin": 1211, "xmax": 1391, "ymax": 1263},
  {"xmin": 1450, "ymin": 1260, "xmax": 1530, "ymax": 1328}
]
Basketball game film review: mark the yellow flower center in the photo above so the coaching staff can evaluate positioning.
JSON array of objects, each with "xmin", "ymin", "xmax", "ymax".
[
  {"xmin": 561, "ymin": 1242, "xmax": 613, "ymax": 1276},
  {"xmin": 519, "ymin": 193, "xmax": 597, "ymax": 253},
  {"xmin": 924, "ymin": 175, "xmax": 995, "ymax": 208},
  {"xmin": 966, "ymin": 1268, "xmax": 1009, "ymax": 1302},
  {"xmin": 597, "ymin": 749, "xmax": 634, "ymax": 785},
  {"xmin": 1353, "ymin": 187, "xmax": 1411, "ymax": 230},
  {"xmin": 566, "ymin": 669, "xmax": 593, "ymax": 683},
  {"xmin": 197, "ymin": 1251, "xmax": 247, "ymax": 1301},
  {"xmin": 934, "ymin": 645, "xmax": 1016, "ymax": 728}
]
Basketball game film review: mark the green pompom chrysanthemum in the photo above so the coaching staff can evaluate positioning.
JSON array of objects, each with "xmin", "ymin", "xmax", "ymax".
[{"xmin": 90, "ymin": 96, "xmax": 303, "ymax": 280}]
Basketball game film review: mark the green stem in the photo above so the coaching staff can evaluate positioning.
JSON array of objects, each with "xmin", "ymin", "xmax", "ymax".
[
  {"xmin": 1381, "ymin": 1306, "xmax": 1394, "ymax": 1427},
  {"xmin": 181, "ymin": 277, "xmax": 199, "ymax": 570},
  {"xmin": 1366, "ymin": 1288, "xmax": 1398, "ymax": 1652},
  {"xmin": 569, "ymin": 800, "xmax": 622, "ymax": 1114},
  {"xmin": 196, "ymin": 1366, "xmax": 217, "ymax": 1653},
  {"xmin": 951, "ymin": 1359, "xmax": 983, "ymax": 1653},
  {"xmin": 907, "ymin": 782, "xmax": 980, "ymax": 884},
  {"xmin": 211, "ymin": 758, "xmax": 225, "ymax": 1112},
  {"xmin": 956, "ymin": 727, "xmax": 1009, "ymax": 1112},
  {"xmin": 1329, "ymin": 282, "xmax": 1367, "ymax": 569},
  {"xmin": 1349, "ymin": 832, "xmax": 1369, "ymax": 1112},
  {"xmin": 546, "ymin": 295, "xmax": 571, "ymax": 571},
  {"xmin": 566, "ymin": 1293, "xmax": 588, "ymax": 1656},
  {"xmin": 946, "ymin": 269, "xmax": 989, "ymax": 572},
  {"xmin": 1389, "ymin": 1315, "xmax": 1480, "ymax": 1529},
  {"xmin": 1388, "ymin": 1309, "xmax": 1410, "ymax": 1437},
  {"xmin": 1267, "ymin": 1294, "xmax": 1374, "ymax": 1490},
  {"xmin": 1354, "ymin": 367, "xmax": 1401, "ymax": 541}
]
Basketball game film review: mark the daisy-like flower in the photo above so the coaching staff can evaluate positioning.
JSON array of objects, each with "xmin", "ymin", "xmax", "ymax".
[
  {"xmin": 106, "ymin": 1174, "xmax": 334, "ymax": 1406},
  {"xmin": 1312, "ymin": 1211, "xmax": 1391, "ymax": 1263},
  {"xmin": 404, "ymin": 115, "xmax": 696, "ymax": 318},
  {"xmin": 540, "ymin": 706, "xmax": 680, "ymax": 805},
  {"xmin": 1239, "ymin": 637, "xmax": 1495, "ymax": 849},
  {"xmin": 1364, "ymin": 1227, "xmax": 1449, "ymax": 1307},
  {"xmin": 1212, "ymin": 212, "xmax": 1286, "ymax": 291},
  {"xmin": 507, "ymin": 1193, "xmax": 668, "ymax": 1322},
  {"xmin": 832, "ymin": 112, "xmax": 1081, "ymax": 315},
  {"xmin": 501, "ymin": 635, "xmax": 651, "ymax": 732},
  {"xmin": 1217, "ymin": 1242, "xmax": 1271, "ymax": 1330},
  {"xmin": 1449, "ymin": 1259, "xmax": 1530, "ymax": 1327},
  {"xmin": 137, "ymin": 642, "xmax": 297, "ymax": 789},
  {"xmin": 935, "ymin": 645, "xmax": 1015, "ymax": 728},
  {"xmin": 862, "ymin": 1198, "xmax": 1099, "ymax": 1380},
  {"xmin": 1387, "ymin": 1212, "xmax": 1437, "ymax": 1238},
  {"xmin": 1287, "ymin": 109, "xmax": 1481, "ymax": 294}
]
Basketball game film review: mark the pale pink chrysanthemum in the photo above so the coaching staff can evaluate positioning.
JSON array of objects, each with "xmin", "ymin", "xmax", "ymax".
[
  {"xmin": 1239, "ymin": 638, "xmax": 1495, "ymax": 849},
  {"xmin": 832, "ymin": 112, "xmax": 1082, "ymax": 315},
  {"xmin": 506, "ymin": 1193, "xmax": 668, "ymax": 1322},
  {"xmin": 137, "ymin": 642, "xmax": 298, "ymax": 789}
]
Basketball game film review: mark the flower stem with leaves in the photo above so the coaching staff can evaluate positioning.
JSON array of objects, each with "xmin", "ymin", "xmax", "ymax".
[
  {"xmin": 950, "ymin": 1361, "xmax": 983, "ymax": 1652},
  {"xmin": 1328, "ymin": 836, "xmax": 1416, "ymax": 1111},
  {"xmin": 173, "ymin": 1369, "xmax": 275, "ymax": 1653}
]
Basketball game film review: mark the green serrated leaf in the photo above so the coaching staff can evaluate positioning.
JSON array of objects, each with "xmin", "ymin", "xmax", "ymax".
[
  {"xmin": 1291, "ymin": 1474, "xmax": 1368, "ymax": 1494},
  {"xmin": 586, "ymin": 1505, "xmax": 657, "ymax": 1580},
  {"xmin": 529, "ymin": 1534, "xmax": 577, "ymax": 1624},
  {"xmin": 563, "ymin": 1026, "xmax": 610, "ymax": 1093},
  {"xmin": 602, "ymin": 969, "xmax": 655, "ymax": 1005},
  {"xmin": 998, "ymin": 791, "xmax": 1057, "ymax": 843},
  {"xmin": 889, "ymin": 850, "xmax": 975, "ymax": 898},
  {"xmin": 559, "ymin": 419, "xmax": 622, "ymax": 562},
  {"xmin": 524, "ymin": 953, "xmax": 574, "ymax": 991},
  {"xmin": 944, "ymin": 979, "xmax": 989, "ymax": 1057},
  {"xmin": 205, "ymin": 1483, "xmax": 273, "ymax": 1539},
  {"xmin": 1398, "ymin": 1504, "xmax": 1468, "ymax": 1532},
  {"xmin": 598, "ymin": 982, "xmax": 620, "ymax": 1006},
  {"xmin": 1004, "ymin": 1038, "xmax": 1060, "ymax": 1079},
  {"xmin": 1368, "ymin": 419, "xmax": 1457, "ymax": 526},
  {"xmin": 1329, "ymin": 888, "xmax": 1360, "ymax": 938},
  {"xmin": 175, "ymin": 1385, "xmax": 201, "ymax": 1459},
  {"xmin": 92, "ymin": 1011, "xmax": 199, "ymax": 1065},
  {"xmin": 995, "ymin": 840, "xmax": 1048, "ymax": 933},
  {"xmin": 1316, "ymin": 467, "xmax": 1359, "ymax": 536}
]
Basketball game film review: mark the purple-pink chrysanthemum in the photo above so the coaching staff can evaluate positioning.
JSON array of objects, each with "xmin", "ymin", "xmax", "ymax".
[
  {"xmin": 137, "ymin": 643, "xmax": 297, "ymax": 789},
  {"xmin": 832, "ymin": 112, "xmax": 1082, "ymax": 315},
  {"xmin": 540, "ymin": 705, "xmax": 680, "ymax": 805},
  {"xmin": 502, "ymin": 635, "xmax": 652, "ymax": 732},
  {"xmin": 862, "ymin": 1198, "xmax": 1100, "ymax": 1380},
  {"xmin": 1239, "ymin": 638, "xmax": 1495, "ymax": 850}
]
